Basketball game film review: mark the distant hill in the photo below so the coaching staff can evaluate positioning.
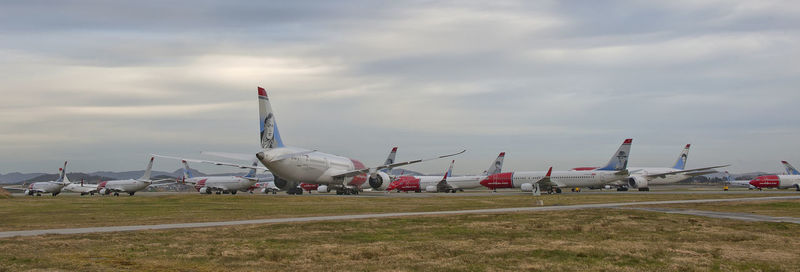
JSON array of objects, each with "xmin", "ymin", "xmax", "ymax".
[{"xmin": 0, "ymin": 172, "xmax": 48, "ymax": 184}]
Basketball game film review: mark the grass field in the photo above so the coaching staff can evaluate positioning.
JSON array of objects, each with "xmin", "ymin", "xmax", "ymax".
[
  {"xmin": 1, "ymin": 192, "xmax": 796, "ymax": 231},
  {"xmin": 1, "ymin": 207, "xmax": 798, "ymax": 271},
  {"xmin": 657, "ymin": 199, "xmax": 800, "ymax": 218}
]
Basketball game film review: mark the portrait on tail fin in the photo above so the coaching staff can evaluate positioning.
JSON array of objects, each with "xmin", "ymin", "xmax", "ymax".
[{"xmin": 261, "ymin": 112, "xmax": 276, "ymax": 149}]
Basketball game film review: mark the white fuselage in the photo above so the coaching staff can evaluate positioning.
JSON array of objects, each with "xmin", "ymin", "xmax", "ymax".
[
  {"xmin": 258, "ymin": 146, "xmax": 367, "ymax": 187},
  {"xmin": 481, "ymin": 170, "xmax": 624, "ymax": 189},
  {"xmin": 99, "ymin": 179, "xmax": 150, "ymax": 194},
  {"xmin": 186, "ymin": 176, "xmax": 257, "ymax": 193},
  {"xmin": 62, "ymin": 183, "xmax": 99, "ymax": 194},
  {"xmin": 627, "ymin": 167, "xmax": 693, "ymax": 185},
  {"xmin": 26, "ymin": 182, "xmax": 65, "ymax": 194}
]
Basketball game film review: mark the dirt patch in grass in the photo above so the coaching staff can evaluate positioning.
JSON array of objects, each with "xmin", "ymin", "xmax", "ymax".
[{"xmin": 0, "ymin": 209, "xmax": 797, "ymax": 271}]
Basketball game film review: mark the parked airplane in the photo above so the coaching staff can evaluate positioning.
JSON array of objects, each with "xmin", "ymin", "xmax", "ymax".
[
  {"xmin": 480, "ymin": 139, "xmax": 633, "ymax": 193},
  {"xmin": 62, "ymin": 179, "xmax": 99, "ymax": 195},
  {"xmin": 97, "ymin": 156, "xmax": 170, "ymax": 196},
  {"xmin": 621, "ymin": 144, "xmax": 728, "ymax": 191},
  {"xmin": 723, "ymin": 171, "xmax": 755, "ymax": 189},
  {"xmin": 384, "ymin": 152, "xmax": 506, "ymax": 193},
  {"xmin": 179, "ymin": 160, "xmax": 261, "ymax": 195},
  {"xmin": 210, "ymin": 87, "xmax": 464, "ymax": 195},
  {"xmin": 386, "ymin": 160, "xmax": 457, "ymax": 193},
  {"xmin": 253, "ymin": 181, "xmax": 280, "ymax": 194},
  {"xmin": 16, "ymin": 161, "xmax": 70, "ymax": 196},
  {"xmin": 749, "ymin": 161, "xmax": 800, "ymax": 191}
]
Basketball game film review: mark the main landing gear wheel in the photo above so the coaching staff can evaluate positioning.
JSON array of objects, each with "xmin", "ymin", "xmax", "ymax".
[
  {"xmin": 638, "ymin": 188, "xmax": 650, "ymax": 192},
  {"xmin": 129, "ymin": 192, "xmax": 135, "ymax": 196},
  {"xmin": 113, "ymin": 192, "xmax": 119, "ymax": 196},
  {"xmin": 617, "ymin": 187, "xmax": 629, "ymax": 191},
  {"xmin": 231, "ymin": 191, "xmax": 237, "ymax": 195},
  {"xmin": 287, "ymin": 187, "xmax": 303, "ymax": 195},
  {"xmin": 555, "ymin": 188, "xmax": 562, "ymax": 194},
  {"xmin": 795, "ymin": 184, "xmax": 800, "ymax": 191}
]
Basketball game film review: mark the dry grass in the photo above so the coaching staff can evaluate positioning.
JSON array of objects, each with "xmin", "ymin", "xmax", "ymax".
[
  {"xmin": 0, "ymin": 188, "xmax": 9, "ymax": 198},
  {"xmin": 0, "ymin": 192, "xmax": 793, "ymax": 231},
  {"xmin": 0, "ymin": 209, "xmax": 798, "ymax": 271},
  {"xmin": 656, "ymin": 199, "xmax": 800, "ymax": 218}
]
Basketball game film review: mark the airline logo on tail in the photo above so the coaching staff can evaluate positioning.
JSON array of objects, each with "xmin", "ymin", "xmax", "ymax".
[
  {"xmin": 258, "ymin": 87, "xmax": 283, "ymax": 149},
  {"xmin": 672, "ymin": 144, "xmax": 690, "ymax": 170},
  {"xmin": 782, "ymin": 161, "xmax": 800, "ymax": 175},
  {"xmin": 597, "ymin": 139, "xmax": 632, "ymax": 171}
]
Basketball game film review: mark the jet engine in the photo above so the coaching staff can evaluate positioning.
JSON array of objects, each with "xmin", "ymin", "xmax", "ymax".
[
  {"xmin": 24, "ymin": 189, "xmax": 31, "ymax": 196},
  {"xmin": 272, "ymin": 175, "xmax": 298, "ymax": 191},
  {"xmin": 317, "ymin": 185, "xmax": 330, "ymax": 193},
  {"xmin": 199, "ymin": 187, "xmax": 211, "ymax": 194},
  {"xmin": 368, "ymin": 172, "xmax": 392, "ymax": 191},
  {"xmin": 628, "ymin": 176, "xmax": 649, "ymax": 191},
  {"xmin": 520, "ymin": 183, "xmax": 534, "ymax": 192},
  {"xmin": 99, "ymin": 188, "xmax": 108, "ymax": 195},
  {"xmin": 425, "ymin": 185, "xmax": 438, "ymax": 193}
]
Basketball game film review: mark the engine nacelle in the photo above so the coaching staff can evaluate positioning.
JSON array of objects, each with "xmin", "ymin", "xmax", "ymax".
[
  {"xmin": 317, "ymin": 185, "xmax": 330, "ymax": 193},
  {"xmin": 99, "ymin": 188, "xmax": 108, "ymax": 195},
  {"xmin": 520, "ymin": 183, "xmax": 534, "ymax": 192},
  {"xmin": 24, "ymin": 189, "xmax": 31, "ymax": 196},
  {"xmin": 628, "ymin": 176, "xmax": 648, "ymax": 189},
  {"xmin": 199, "ymin": 187, "xmax": 210, "ymax": 194},
  {"xmin": 368, "ymin": 172, "xmax": 392, "ymax": 191},
  {"xmin": 425, "ymin": 185, "xmax": 438, "ymax": 193}
]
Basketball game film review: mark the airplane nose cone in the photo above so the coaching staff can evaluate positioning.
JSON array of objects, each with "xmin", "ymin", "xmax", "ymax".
[{"xmin": 479, "ymin": 178, "xmax": 490, "ymax": 187}]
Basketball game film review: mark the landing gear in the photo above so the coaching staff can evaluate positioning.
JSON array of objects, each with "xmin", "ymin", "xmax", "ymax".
[
  {"xmin": 36, "ymin": 193, "xmax": 42, "ymax": 196},
  {"xmin": 795, "ymin": 184, "xmax": 800, "ymax": 191},
  {"xmin": 555, "ymin": 188, "xmax": 562, "ymax": 194},
  {"xmin": 113, "ymin": 192, "xmax": 119, "ymax": 196},
  {"xmin": 334, "ymin": 188, "xmax": 358, "ymax": 195},
  {"xmin": 129, "ymin": 192, "xmax": 135, "ymax": 196},
  {"xmin": 231, "ymin": 190, "xmax": 237, "ymax": 195},
  {"xmin": 286, "ymin": 187, "xmax": 303, "ymax": 195},
  {"xmin": 617, "ymin": 187, "xmax": 629, "ymax": 191},
  {"xmin": 638, "ymin": 188, "xmax": 650, "ymax": 192},
  {"xmin": 52, "ymin": 192, "xmax": 59, "ymax": 196}
]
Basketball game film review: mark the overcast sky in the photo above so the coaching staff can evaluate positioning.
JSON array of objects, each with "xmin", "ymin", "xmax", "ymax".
[{"xmin": 1, "ymin": 1, "xmax": 799, "ymax": 175}]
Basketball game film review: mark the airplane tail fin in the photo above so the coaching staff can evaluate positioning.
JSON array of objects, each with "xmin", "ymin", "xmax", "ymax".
[
  {"xmin": 672, "ymin": 144, "xmax": 691, "ymax": 170},
  {"xmin": 244, "ymin": 160, "xmax": 259, "ymax": 178},
  {"xmin": 782, "ymin": 161, "xmax": 800, "ymax": 175},
  {"xmin": 384, "ymin": 147, "xmax": 398, "ymax": 165},
  {"xmin": 485, "ymin": 152, "xmax": 505, "ymax": 175},
  {"xmin": 139, "ymin": 156, "xmax": 155, "ymax": 181},
  {"xmin": 597, "ymin": 139, "xmax": 632, "ymax": 171},
  {"xmin": 724, "ymin": 171, "xmax": 734, "ymax": 183},
  {"xmin": 56, "ymin": 161, "xmax": 70, "ymax": 184},
  {"xmin": 442, "ymin": 160, "xmax": 455, "ymax": 182},
  {"xmin": 258, "ymin": 87, "xmax": 285, "ymax": 149},
  {"xmin": 181, "ymin": 160, "xmax": 194, "ymax": 179}
]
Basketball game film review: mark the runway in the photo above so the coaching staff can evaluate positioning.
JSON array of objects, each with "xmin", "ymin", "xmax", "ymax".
[{"xmin": 1, "ymin": 195, "xmax": 798, "ymax": 239}]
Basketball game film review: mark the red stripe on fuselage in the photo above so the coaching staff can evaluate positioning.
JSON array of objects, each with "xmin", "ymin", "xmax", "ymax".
[{"xmin": 194, "ymin": 179, "xmax": 207, "ymax": 191}]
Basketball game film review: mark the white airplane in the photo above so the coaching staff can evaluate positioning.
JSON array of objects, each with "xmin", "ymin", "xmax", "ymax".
[
  {"xmin": 210, "ymin": 87, "xmax": 464, "ymax": 195},
  {"xmin": 619, "ymin": 144, "xmax": 728, "ymax": 191},
  {"xmin": 480, "ymin": 139, "xmax": 633, "ymax": 193},
  {"xmin": 97, "ymin": 156, "xmax": 170, "ymax": 196},
  {"xmin": 13, "ymin": 161, "xmax": 70, "ymax": 196},
  {"xmin": 253, "ymin": 181, "xmax": 280, "ymax": 194},
  {"xmin": 178, "ymin": 160, "xmax": 261, "ymax": 195},
  {"xmin": 383, "ymin": 152, "xmax": 506, "ymax": 193},
  {"xmin": 62, "ymin": 179, "xmax": 100, "ymax": 195}
]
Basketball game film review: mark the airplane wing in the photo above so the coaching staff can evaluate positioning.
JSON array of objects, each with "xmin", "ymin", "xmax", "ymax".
[
  {"xmin": 152, "ymin": 154, "xmax": 270, "ymax": 171},
  {"xmin": 331, "ymin": 149, "xmax": 466, "ymax": 179},
  {"xmin": 644, "ymin": 165, "xmax": 729, "ymax": 178},
  {"xmin": 535, "ymin": 167, "xmax": 560, "ymax": 188}
]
